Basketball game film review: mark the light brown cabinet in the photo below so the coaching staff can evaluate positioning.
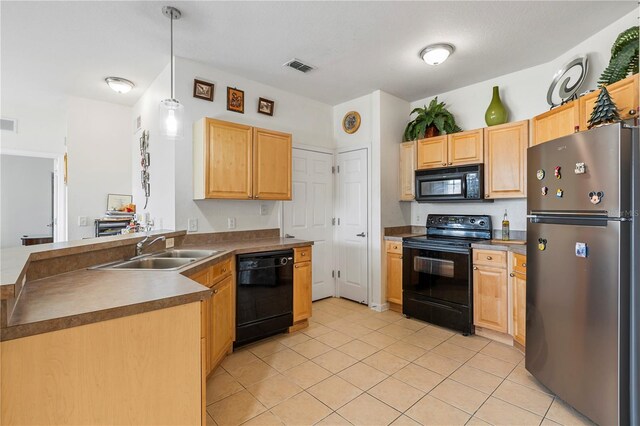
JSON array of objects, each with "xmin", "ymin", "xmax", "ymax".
[
  {"xmin": 193, "ymin": 118, "xmax": 292, "ymax": 200},
  {"xmin": 510, "ymin": 252, "xmax": 527, "ymax": 347},
  {"xmin": 579, "ymin": 74, "xmax": 639, "ymax": 131},
  {"xmin": 385, "ymin": 241, "xmax": 402, "ymax": 307},
  {"xmin": 416, "ymin": 130, "xmax": 483, "ymax": 170},
  {"xmin": 292, "ymin": 246, "xmax": 312, "ymax": 325},
  {"xmin": 399, "ymin": 141, "xmax": 416, "ymax": 201},
  {"xmin": 484, "ymin": 120, "xmax": 528, "ymax": 199},
  {"xmin": 473, "ymin": 249, "xmax": 508, "ymax": 333},
  {"xmin": 531, "ymin": 101, "xmax": 579, "ymax": 146}
]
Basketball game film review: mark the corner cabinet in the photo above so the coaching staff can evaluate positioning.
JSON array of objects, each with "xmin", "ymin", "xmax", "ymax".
[
  {"xmin": 484, "ymin": 120, "xmax": 528, "ymax": 199},
  {"xmin": 579, "ymin": 74, "xmax": 639, "ymax": 131},
  {"xmin": 193, "ymin": 118, "xmax": 292, "ymax": 200},
  {"xmin": 385, "ymin": 241, "xmax": 402, "ymax": 311},
  {"xmin": 399, "ymin": 141, "xmax": 416, "ymax": 201},
  {"xmin": 416, "ymin": 130, "xmax": 483, "ymax": 170},
  {"xmin": 291, "ymin": 246, "xmax": 312, "ymax": 331},
  {"xmin": 531, "ymin": 101, "xmax": 579, "ymax": 146}
]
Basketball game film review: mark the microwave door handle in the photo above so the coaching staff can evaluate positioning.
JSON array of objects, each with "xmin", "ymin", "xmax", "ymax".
[{"xmin": 461, "ymin": 174, "xmax": 467, "ymax": 198}]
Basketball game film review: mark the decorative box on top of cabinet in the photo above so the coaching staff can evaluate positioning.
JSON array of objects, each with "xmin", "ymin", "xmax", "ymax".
[{"xmin": 193, "ymin": 117, "xmax": 292, "ymax": 200}]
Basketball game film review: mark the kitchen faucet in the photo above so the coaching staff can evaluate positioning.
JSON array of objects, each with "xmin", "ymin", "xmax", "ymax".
[{"xmin": 136, "ymin": 235, "xmax": 166, "ymax": 256}]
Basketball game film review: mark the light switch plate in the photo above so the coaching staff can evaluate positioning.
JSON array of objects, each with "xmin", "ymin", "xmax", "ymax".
[
  {"xmin": 187, "ymin": 218, "xmax": 198, "ymax": 232},
  {"xmin": 78, "ymin": 216, "xmax": 88, "ymax": 227},
  {"xmin": 227, "ymin": 217, "xmax": 236, "ymax": 229},
  {"xmin": 260, "ymin": 204, "xmax": 268, "ymax": 216}
]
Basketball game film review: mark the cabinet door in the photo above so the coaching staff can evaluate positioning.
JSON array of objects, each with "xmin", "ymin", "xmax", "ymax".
[
  {"xmin": 484, "ymin": 120, "xmax": 528, "ymax": 199},
  {"xmin": 447, "ymin": 129, "xmax": 483, "ymax": 166},
  {"xmin": 531, "ymin": 101, "xmax": 579, "ymax": 146},
  {"xmin": 416, "ymin": 136, "xmax": 447, "ymax": 169},
  {"xmin": 399, "ymin": 141, "xmax": 416, "ymax": 201},
  {"xmin": 512, "ymin": 272, "xmax": 526, "ymax": 346},
  {"xmin": 579, "ymin": 74, "xmax": 639, "ymax": 131},
  {"xmin": 253, "ymin": 128, "xmax": 292, "ymax": 200},
  {"xmin": 205, "ymin": 119, "xmax": 253, "ymax": 199},
  {"xmin": 386, "ymin": 252, "xmax": 402, "ymax": 305},
  {"xmin": 473, "ymin": 265, "xmax": 508, "ymax": 333},
  {"xmin": 210, "ymin": 275, "xmax": 234, "ymax": 371},
  {"xmin": 293, "ymin": 261, "xmax": 312, "ymax": 322}
]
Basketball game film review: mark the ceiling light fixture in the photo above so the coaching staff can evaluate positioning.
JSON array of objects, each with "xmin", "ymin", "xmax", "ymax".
[
  {"xmin": 420, "ymin": 44, "xmax": 455, "ymax": 66},
  {"xmin": 160, "ymin": 6, "xmax": 183, "ymax": 140},
  {"xmin": 105, "ymin": 77, "xmax": 135, "ymax": 94}
]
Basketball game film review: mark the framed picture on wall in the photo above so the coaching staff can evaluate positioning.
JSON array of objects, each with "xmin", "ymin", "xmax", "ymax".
[
  {"xmin": 257, "ymin": 97, "xmax": 275, "ymax": 116},
  {"xmin": 193, "ymin": 79, "xmax": 214, "ymax": 102},
  {"xmin": 227, "ymin": 87, "xmax": 245, "ymax": 113}
]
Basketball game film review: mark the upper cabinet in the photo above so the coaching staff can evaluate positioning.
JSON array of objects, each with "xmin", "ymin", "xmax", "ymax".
[
  {"xmin": 531, "ymin": 101, "xmax": 579, "ymax": 146},
  {"xmin": 193, "ymin": 118, "xmax": 292, "ymax": 200},
  {"xmin": 484, "ymin": 120, "xmax": 528, "ymax": 199},
  {"xmin": 578, "ymin": 74, "xmax": 639, "ymax": 131},
  {"xmin": 416, "ymin": 130, "xmax": 483, "ymax": 170},
  {"xmin": 399, "ymin": 141, "xmax": 416, "ymax": 201}
]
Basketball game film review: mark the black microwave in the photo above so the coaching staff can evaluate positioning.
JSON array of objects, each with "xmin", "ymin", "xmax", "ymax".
[{"xmin": 415, "ymin": 164, "xmax": 486, "ymax": 202}]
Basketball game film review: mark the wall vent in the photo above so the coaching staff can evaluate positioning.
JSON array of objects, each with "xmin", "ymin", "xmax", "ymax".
[
  {"xmin": 0, "ymin": 118, "xmax": 17, "ymax": 133},
  {"xmin": 283, "ymin": 58, "xmax": 316, "ymax": 73}
]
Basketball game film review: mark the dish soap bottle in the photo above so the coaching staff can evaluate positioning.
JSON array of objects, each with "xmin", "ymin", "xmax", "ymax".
[{"xmin": 502, "ymin": 209, "xmax": 510, "ymax": 241}]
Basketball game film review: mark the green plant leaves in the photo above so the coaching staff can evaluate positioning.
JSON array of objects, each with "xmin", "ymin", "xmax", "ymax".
[
  {"xmin": 598, "ymin": 25, "xmax": 639, "ymax": 85},
  {"xmin": 402, "ymin": 97, "xmax": 462, "ymax": 141}
]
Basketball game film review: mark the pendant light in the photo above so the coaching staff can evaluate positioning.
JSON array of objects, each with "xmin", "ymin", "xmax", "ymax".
[{"xmin": 160, "ymin": 6, "xmax": 183, "ymax": 140}]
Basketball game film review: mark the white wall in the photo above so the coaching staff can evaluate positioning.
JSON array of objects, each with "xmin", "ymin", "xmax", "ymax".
[
  {"xmin": 66, "ymin": 96, "xmax": 132, "ymax": 240},
  {"xmin": 1, "ymin": 155, "xmax": 54, "ymax": 248},
  {"xmin": 409, "ymin": 9, "xmax": 638, "ymax": 231},
  {"xmin": 173, "ymin": 57, "xmax": 334, "ymax": 233},
  {"xmin": 130, "ymin": 64, "xmax": 176, "ymax": 231}
]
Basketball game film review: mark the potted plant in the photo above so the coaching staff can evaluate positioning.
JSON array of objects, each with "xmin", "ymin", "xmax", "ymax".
[
  {"xmin": 598, "ymin": 25, "xmax": 638, "ymax": 85},
  {"xmin": 403, "ymin": 97, "xmax": 462, "ymax": 141}
]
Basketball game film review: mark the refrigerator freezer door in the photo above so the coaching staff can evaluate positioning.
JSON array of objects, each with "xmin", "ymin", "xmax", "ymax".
[
  {"xmin": 526, "ymin": 219, "xmax": 630, "ymax": 426},
  {"xmin": 527, "ymin": 124, "xmax": 632, "ymax": 216}
]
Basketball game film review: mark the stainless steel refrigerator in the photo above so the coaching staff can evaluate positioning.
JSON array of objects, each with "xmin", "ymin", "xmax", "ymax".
[{"xmin": 526, "ymin": 123, "xmax": 639, "ymax": 426}]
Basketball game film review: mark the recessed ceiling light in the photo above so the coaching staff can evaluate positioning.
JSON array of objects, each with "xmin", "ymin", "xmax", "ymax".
[
  {"xmin": 420, "ymin": 44, "xmax": 455, "ymax": 66},
  {"xmin": 105, "ymin": 77, "xmax": 135, "ymax": 94}
]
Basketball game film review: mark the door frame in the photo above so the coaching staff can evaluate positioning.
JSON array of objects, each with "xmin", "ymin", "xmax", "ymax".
[
  {"xmin": 335, "ymin": 146, "xmax": 370, "ymax": 306},
  {"xmin": 0, "ymin": 148, "xmax": 67, "ymax": 242}
]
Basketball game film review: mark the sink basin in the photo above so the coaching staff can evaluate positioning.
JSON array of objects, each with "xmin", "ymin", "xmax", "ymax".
[
  {"xmin": 110, "ymin": 257, "xmax": 196, "ymax": 270},
  {"xmin": 152, "ymin": 249, "xmax": 220, "ymax": 259}
]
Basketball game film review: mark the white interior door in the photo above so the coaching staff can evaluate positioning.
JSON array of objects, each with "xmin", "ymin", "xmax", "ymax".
[
  {"xmin": 336, "ymin": 149, "xmax": 368, "ymax": 304},
  {"xmin": 283, "ymin": 149, "xmax": 335, "ymax": 301}
]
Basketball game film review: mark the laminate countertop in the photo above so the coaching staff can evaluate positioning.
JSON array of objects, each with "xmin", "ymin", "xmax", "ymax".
[
  {"xmin": 1, "ymin": 236, "xmax": 313, "ymax": 342},
  {"xmin": 471, "ymin": 241, "xmax": 527, "ymax": 255}
]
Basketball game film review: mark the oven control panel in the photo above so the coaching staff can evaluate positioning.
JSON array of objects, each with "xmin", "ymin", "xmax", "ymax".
[{"xmin": 426, "ymin": 215, "xmax": 492, "ymax": 231}]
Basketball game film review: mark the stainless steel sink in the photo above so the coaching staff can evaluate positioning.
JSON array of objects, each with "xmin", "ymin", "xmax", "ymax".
[
  {"xmin": 152, "ymin": 249, "xmax": 219, "ymax": 259},
  {"xmin": 109, "ymin": 257, "xmax": 196, "ymax": 270}
]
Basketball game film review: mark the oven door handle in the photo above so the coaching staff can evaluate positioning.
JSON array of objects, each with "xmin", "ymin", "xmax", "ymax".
[{"xmin": 402, "ymin": 242, "xmax": 470, "ymax": 254}]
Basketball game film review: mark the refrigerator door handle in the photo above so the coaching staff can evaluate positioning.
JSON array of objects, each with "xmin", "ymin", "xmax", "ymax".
[{"xmin": 529, "ymin": 210, "xmax": 608, "ymax": 217}]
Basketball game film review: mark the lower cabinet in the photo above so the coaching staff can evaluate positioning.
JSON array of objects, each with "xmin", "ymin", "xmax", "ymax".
[
  {"xmin": 473, "ymin": 264, "xmax": 508, "ymax": 333},
  {"xmin": 210, "ymin": 275, "xmax": 234, "ymax": 370},
  {"xmin": 385, "ymin": 241, "xmax": 403, "ymax": 308},
  {"xmin": 292, "ymin": 246, "xmax": 313, "ymax": 327},
  {"xmin": 510, "ymin": 252, "xmax": 527, "ymax": 347}
]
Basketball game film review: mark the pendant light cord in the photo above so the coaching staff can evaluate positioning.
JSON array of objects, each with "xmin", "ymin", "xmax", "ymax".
[{"xmin": 170, "ymin": 11, "xmax": 174, "ymax": 100}]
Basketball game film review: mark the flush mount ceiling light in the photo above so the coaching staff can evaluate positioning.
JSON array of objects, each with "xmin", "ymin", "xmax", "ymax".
[
  {"xmin": 420, "ymin": 44, "xmax": 455, "ymax": 66},
  {"xmin": 160, "ymin": 5, "xmax": 184, "ymax": 140},
  {"xmin": 105, "ymin": 77, "xmax": 135, "ymax": 94}
]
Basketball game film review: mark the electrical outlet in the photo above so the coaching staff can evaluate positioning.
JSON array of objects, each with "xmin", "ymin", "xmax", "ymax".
[
  {"xmin": 78, "ymin": 216, "xmax": 88, "ymax": 227},
  {"xmin": 416, "ymin": 214, "xmax": 420, "ymax": 224},
  {"xmin": 227, "ymin": 217, "xmax": 236, "ymax": 229},
  {"xmin": 187, "ymin": 218, "xmax": 198, "ymax": 232},
  {"xmin": 260, "ymin": 204, "xmax": 268, "ymax": 216},
  {"xmin": 165, "ymin": 238, "xmax": 175, "ymax": 248}
]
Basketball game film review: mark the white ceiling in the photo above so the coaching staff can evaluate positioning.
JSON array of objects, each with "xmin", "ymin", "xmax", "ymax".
[{"xmin": 1, "ymin": 1, "xmax": 637, "ymax": 107}]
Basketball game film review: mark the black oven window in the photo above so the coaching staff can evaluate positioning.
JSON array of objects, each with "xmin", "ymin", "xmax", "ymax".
[{"xmin": 421, "ymin": 179, "xmax": 462, "ymax": 196}]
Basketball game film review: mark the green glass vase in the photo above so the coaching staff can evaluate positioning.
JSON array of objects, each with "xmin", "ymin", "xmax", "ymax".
[{"xmin": 485, "ymin": 86, "xmax": 508, "ymax": 126}]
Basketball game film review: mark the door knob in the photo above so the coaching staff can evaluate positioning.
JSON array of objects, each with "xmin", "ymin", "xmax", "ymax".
[
  {"xmin": 356, "ymin": 232, "xmax": 366, "ymax": 237},
  {"xmin": 284, "ymin": 234, "xmax": 295, "ymax": 238}
]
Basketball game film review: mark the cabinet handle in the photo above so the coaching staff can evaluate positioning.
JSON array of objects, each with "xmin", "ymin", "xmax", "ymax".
[
  {"xmin": 213, "ymin": 289, "xmax": 218, "ymax": 294},
  {"xmin": 295, "ymin": 264, "xmax": 300, "ymax": 269},
  {"xmin": 510, "ymin": 273, "xmax": 515, "ymax": 277},
  {"xmin": 448, "ymin": 162, "xmax": 453, "ymax": 165},
  {"xmin": 301, "ymin": 252, "xmax": 306, "ymax": 256},
  {"xmin": 522, "ymin": 263, "xmax": 526, "ymax": 268},
  {"xmin": 629, "ymin": 109, "xmax": 637, "ymax": 116},
  {"xmin": 393, "ymin": 245, "xmax": 398, "ymax": 249},
  {"xmin": 473, "ymin": 266, "xmax": 478, "ymax": 270},
  {"xmin": 442, "ymin": 163, "xmax": 447, "ymax": 166},
  {"xmin": 222, "ymin": 268, "xmax": 227, "ymax": 273},
  {"xmin": 486, "ymin": 256, "xmax": 493, "ymax": 260},
  {"xmin": 255, "ymin": 195, "xmax": 259, "ymax": 199}
]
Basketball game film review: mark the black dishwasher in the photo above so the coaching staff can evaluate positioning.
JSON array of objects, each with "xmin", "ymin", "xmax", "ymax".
[{"xmin": 235, "ymin": 250, "xmax": 294, "ymax": 347}]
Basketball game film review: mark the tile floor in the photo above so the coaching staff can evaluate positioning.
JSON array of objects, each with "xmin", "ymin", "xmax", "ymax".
[{"xmin": 206, "ymin": 297, "xmax": 596, "ymax": 426}]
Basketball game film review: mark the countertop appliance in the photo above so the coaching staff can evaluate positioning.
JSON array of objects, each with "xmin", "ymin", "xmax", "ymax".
[
  {"xmin": 403, "ymin": 214, "xmax": 492, "ymax": 334},
  {"xmin": 526, "ymin": 123, "xmax": 639, "ymax": 426},
  {"xmin": 415, "ymin": 164, "xmax": 486, "ymax": 202},
  {"xmin": 235, "ymin": 250, "xmax": 294, "ymax": 347}
]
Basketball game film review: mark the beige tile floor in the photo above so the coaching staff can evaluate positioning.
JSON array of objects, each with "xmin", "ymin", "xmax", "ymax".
[{"xmin": 206, "ymin": 297, "xmax": 596, "ymax": 426}]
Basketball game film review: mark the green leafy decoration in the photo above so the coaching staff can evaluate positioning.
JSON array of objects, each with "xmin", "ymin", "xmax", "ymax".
[
  {"xmin": 402, "ymin": 97, "xmax": 462, "ymax": 141},
  {"xmin": 598, "ymin": 26, "xmax": 638, "ymax": 85}
]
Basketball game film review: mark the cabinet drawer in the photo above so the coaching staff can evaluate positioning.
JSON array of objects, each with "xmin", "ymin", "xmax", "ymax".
[
  {"xmin": 385, "ymin": 240, "xmax": 402, "ymax": 254},
  {"xmin": 210, "ymin": 258, "xmax": 232, "ymax": 284},
  {"xmin": 294, "ymin": 246, "xmax": 312, "ymax": 263},
  {"xmin": 473, "ymin": 249, "xmax": 507, "ymax": 268},
  {"xmin": 513, "ymin": 253, "xmax": 527, "ymax": 275}
]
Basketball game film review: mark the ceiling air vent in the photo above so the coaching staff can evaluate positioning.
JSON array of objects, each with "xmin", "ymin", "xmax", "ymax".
[
  {"xmin": 283, "ymin": 58, "xmax": 315, "ymax": 73},
  {"xmin": 0, "ymin": 118, "xmax": 17, "ymax": 133}
]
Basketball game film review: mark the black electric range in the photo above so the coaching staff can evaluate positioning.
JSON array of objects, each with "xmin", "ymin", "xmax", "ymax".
[{"xmin": 402, "ymin": 214, "xmax": 492, "ymax": 335}]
